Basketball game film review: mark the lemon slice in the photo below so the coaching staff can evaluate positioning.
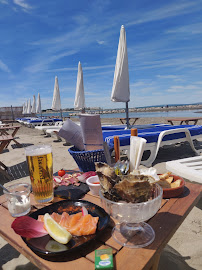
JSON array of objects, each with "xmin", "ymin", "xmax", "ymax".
[{"xmin": 44, "ymin": 213, "xmax": 72, "ymax": 244}]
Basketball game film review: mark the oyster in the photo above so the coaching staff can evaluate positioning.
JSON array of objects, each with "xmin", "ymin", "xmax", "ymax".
[{"xmin": 95, "ymin": 162, "xmax": 156, "ymax": 203}]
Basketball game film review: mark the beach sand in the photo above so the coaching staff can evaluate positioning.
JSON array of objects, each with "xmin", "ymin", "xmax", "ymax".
[{"xmin": 0, "ymin": 117, "xmax": 202, "ymax": 270}]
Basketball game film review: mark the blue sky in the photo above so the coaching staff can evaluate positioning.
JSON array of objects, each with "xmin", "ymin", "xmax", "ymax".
[{"xmin": 0, "ymin": 0, "xmax": 202, "ymax": 110}]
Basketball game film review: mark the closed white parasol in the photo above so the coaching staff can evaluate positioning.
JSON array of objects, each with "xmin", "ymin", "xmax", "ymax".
[
  {"xmin": 51, "ymin": 76, "xmax": 62, "ymax": 117},
  {"xmin": 74, "ymin": 61, "xmax": 85, "ymax": 112},
  {"xmin": 36, "ymin": 93, "xmax": 42, "ymax": 116},
  {"xmin": 31, "ymin": 95, "xmax": 36, "ymax": 114},
  {"xmin": 111, "ymin": 25, "xmax": 130, "ymax": 128},
  {"xmin": 27, "ymin": 98, "xmax": 32, "ymax": 115}
]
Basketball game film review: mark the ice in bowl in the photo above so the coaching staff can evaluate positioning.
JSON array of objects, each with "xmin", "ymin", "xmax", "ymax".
[{"xmin": 96, "ymin": 162, "xmax": 163, "ymax": 248}]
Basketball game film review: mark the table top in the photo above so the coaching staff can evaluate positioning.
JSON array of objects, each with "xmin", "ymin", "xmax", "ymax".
[
  {"xmin": 0, "ymin": 181, "xmax": 201, "ymax": 270},
  {"xmin": 0, "ymin": 125, "xmax": 20, "ymax": 130},
  {"xmin": 167, "ymin": 117, "xmax": 202, "ymax": 121}
]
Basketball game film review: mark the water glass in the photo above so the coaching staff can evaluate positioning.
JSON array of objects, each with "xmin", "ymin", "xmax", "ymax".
[{"xmin": 3, "ymin": 183, "xmax": 31, "ymax": 217}]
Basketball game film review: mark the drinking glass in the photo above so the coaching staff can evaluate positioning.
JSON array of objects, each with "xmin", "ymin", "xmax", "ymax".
[
  {"xmin": 25, "ymin": 144, "xmax": 53, "ymax": 203},
  {"xmin": 3, "ymin": 183, "xmax": 31, "ymax": 217}
]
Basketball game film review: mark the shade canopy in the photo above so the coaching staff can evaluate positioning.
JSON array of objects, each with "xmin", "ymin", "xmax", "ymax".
[
  {"xmin": 111, "ymin": 25, "xmax": 130, "ymax": 103},
  {"xmin": 36, "ymin": 93, "xmax": 42, "ymax": 114},
  {"xmin": 74, "ymin": 61, "xmax": 85, "ymax": 110},
  {"xmin": 27, "ymin": 99, "xmax": 32, "ymax": 114},
  {"xmin": 22, "ymin": 103, "xmax": 26, "ymax": 114},
  {"xmin": 31, "ymin": 95, "xmax": 36, "ymax": 114},
  {"xmin": 51, "ymin": 76, "xmax": 62, "ymax": 111}
]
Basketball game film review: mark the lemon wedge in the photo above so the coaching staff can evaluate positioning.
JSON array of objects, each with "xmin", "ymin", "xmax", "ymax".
[{"xmin": 44, "ymin": 213, "xmax": 72, "ymax": 244}]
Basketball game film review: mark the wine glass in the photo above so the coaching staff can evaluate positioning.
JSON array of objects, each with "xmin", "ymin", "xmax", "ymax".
[{"xmin": 99, "ymin": 183, "xmax": 163, "ymax": 248}]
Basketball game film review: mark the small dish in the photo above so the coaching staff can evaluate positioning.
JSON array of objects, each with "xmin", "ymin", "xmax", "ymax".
[
  {"xmin": 162, "ymin": 175, "xmax": 185, "ymax": 198},
  {"xmin": 86, "ymin": 175, "xmax": 100, "ymax": 196}
]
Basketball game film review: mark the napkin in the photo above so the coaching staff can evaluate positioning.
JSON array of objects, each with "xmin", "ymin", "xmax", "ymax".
[{"xmin": 129, "ymin": 136, "xmax": 147, "ymax": 171}]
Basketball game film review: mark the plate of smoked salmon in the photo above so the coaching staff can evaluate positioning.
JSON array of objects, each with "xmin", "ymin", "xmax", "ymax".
[{"xmin": 22, "ymin": 199, "xmax": 110, "ymax": 258}]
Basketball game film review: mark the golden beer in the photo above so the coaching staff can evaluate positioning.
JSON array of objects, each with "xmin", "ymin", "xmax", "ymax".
[{"xmin": 25, "ymin": 145, "xmax": 53, "ymax": 203}]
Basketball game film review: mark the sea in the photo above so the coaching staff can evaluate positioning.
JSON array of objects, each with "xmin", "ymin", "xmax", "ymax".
[{"xmin": 41, "ymin": 109, "xmax": 202, "ymax": 119}]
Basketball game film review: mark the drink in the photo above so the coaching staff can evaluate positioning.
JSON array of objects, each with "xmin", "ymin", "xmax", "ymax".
[
  {"xmin": 3, "ymin": 183, "xmax": 31, "ymax": 217},
  {"xmin": 25, "ymin": 145, "xmax": 53, "ymax": 203}
]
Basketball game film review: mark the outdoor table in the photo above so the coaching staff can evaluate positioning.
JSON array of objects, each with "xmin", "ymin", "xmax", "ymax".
[
  {"xmin": 119, "ymin": 117, "xmax": 139, "ymax": 125},
  {"xmin": 167, "ymin": 117, "xmax": 202, "ymax": 125},
  {"xmin": 0, "ymin": 125, "xmax": 22, "ymax": 147},
  {"xmin": 0, "ymin": 181, "xmax": 201, "ymax": 270}
]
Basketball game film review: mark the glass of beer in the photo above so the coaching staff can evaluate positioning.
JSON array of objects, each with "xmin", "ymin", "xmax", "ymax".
[{"xmin": 25, "ymin": 144, "xmax": 53, "ymax": 203}]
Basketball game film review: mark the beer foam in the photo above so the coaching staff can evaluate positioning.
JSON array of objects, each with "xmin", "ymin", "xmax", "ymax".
[{"xmin": 25, "ymin": 144, "xmax": 52, "ymax": 156}]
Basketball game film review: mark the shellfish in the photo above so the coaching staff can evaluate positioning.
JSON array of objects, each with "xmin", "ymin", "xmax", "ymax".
[{"xmin": 95, "ymin": 162, "xmax": 156, "ymax": 203}]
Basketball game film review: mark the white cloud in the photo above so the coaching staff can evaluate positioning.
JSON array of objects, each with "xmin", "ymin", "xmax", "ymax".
[
  {"xmin": 166, "ymin": 22, "xmax": 202, "ymax": 35},
  {"xmin": 0, "ymin": 0, "xmax": 8, "ymax": 4},
  {"xmin": 96, "ymin": 40, "xmax": 105, "ymax": 45},
  {"xmin": 0, "ymin": 59, "xmax": 10, "ymax": 73},
  {"xmin": 25, "ymin": 50, "xmax": 78, "ymax": 73},
  {"xmin": 167, "ymin": 84, "xmax": 201, "ymax": 93},
  {"xmin": 13, "ymin": 0, "xmax": 33, "ymax": 11},
  {"xmin": 127, "ymin": 1, "xmax": 202, "ymax": 26}
]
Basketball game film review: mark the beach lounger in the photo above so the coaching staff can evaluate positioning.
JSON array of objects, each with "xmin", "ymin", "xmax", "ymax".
[
  {"xmin": 24, "ymin": 118, "xmax": 63, "ymax": 128},
  {"xmin": 103, "ymin": 124, "xmax": 202, "ymax": 167},
  {"xmin": 166, "ymin": 156, "xmax": 202, "ymax": 184},
  {"xmin": 35, "ymin": 121, "xmax": 64, "ymax": 134}
]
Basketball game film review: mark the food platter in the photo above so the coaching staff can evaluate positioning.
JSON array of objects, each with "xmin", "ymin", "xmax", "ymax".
[
  {"xmin": 53, "ymin": 170, "xmax": 89, "ymax": 200},
  {"xmin": 23, "ymin": 200, "xmax": 110, "ymax": 258}
]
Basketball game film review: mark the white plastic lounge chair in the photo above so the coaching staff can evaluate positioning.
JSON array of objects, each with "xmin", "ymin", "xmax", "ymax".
[
  {"xmin": 166, "ymin": 156, "xmax": 202, "ymax": 184},
  {"xmin": 35, "ymin": 121, "xmax": 63, "ymax": 134},
  {"xmin": 103, "ymin": 124, "xmax": 202, "ymax": 167},
  {"xmin": 23, "ymin": 118, "xmax": 63, "ymax": 128}
]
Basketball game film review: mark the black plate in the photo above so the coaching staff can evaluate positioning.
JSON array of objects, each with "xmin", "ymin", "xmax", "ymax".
[
  {"xmin": 53, "ymin": 170, "xmax": 89, "ymax": 200},
  {"xmin": 22, "ymin": 200, "xmax": 110, "ymax": 257}
]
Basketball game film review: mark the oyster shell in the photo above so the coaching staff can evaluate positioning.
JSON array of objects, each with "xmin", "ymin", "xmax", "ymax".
[{"xmin": 95, "ymin": 162, "xmax": 156, "ymax": 203}]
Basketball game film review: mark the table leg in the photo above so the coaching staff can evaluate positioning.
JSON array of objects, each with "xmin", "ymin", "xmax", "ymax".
[
  {"xmin": 167, "ymin": 120, "xmax": 173, "ymax": 125},
  {"xmin": 149, "ymin": 253, "xmax": 161, "ymax": 270},
  {"xmin": 131, "ymin": 118, "xmax": 139, "ymax": 125},
  {"xmin": 194, "ymin": 120, "xmax": 198, "ymax": 125},
  {"xmin": 120, "ymin": 119, "xmax": 124, "ymax": 124}
]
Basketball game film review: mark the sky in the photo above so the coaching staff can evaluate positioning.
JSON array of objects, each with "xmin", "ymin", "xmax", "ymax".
[{"xmin": 0, "ymin": 0, "xmax": 202, "ymax": 110}]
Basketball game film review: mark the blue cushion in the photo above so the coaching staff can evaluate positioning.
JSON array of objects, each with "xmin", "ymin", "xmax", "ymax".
[{"xmin": 103, "ymin": 124, "xmax": 202, "ymax": 148}]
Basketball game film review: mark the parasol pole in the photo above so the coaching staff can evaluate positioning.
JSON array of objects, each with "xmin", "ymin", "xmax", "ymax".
[{"xmin": 125, "ymin": 102, "xmax": 130, "ymax": 129}]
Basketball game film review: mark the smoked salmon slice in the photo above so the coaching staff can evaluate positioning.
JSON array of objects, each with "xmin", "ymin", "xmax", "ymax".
[{"xmin": 38, "ymin": 211, "xmax": 99, "ymax": 236}]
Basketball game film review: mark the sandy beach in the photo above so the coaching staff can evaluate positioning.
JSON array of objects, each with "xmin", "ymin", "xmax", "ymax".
[{"xmin": 0, "ymin": 117, "xmax": 202, "ymax": 270}]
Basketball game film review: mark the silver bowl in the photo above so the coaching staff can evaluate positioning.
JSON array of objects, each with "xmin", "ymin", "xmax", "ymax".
[{"xmin": 99, "ymin": 183, "xmax": 163, "ymax": 248}]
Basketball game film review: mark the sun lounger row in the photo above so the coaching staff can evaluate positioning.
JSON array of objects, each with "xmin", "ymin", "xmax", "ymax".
[
  {"xmin": 103, "ymin": 124, "xmax": 202, "ymax": 166},
  {"xmin": 16, "ymin": 117, "xmax": 63, "ymax": 127}
]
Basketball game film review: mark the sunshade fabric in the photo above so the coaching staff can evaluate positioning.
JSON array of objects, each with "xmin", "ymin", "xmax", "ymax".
[
  {"xmin": 51, "ymin": 76, "xmax": 61, "ymax": 111},
  {"xmin": 22, "ymin": 103, "xmax": 26, "ymax": 114},
  {"xmin": 31, "ymin": 95, "xmax": 36, "ymax": 114},
  {"xmin": 27, "ymin": 98, "xmax": 32, "ymax": 114},
  {"xmin": 111, "ymin": 25, "xmax": 130, "ymax": 103},
  {"xmin": 36, "ymin": 93, "xmax": 42, "ymax": 114},
  {"xmin": 74, "ymin": 61, "xmax": 85, "ymax": 110}
]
